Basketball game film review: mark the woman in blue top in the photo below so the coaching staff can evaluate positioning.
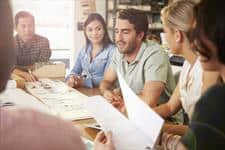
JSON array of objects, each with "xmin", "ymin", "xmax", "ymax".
[{"xmin": 66, "ymin": 13, "xmax": 115, "ymax": 88}]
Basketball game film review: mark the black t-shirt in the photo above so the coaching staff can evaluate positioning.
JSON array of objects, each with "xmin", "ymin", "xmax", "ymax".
[{"xmin": 181, "ymin": 84, "xmax": 225, "ymax": 150}]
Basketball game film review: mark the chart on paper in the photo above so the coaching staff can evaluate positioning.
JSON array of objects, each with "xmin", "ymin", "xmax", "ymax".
[{"xmin": 25, "ymin": 78, "xmax": 91, "ymax": 120}]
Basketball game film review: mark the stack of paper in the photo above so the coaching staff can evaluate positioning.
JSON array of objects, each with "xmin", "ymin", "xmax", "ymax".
[
  {"xmin": 85, "ymin": 72, "xmax": 164, "ymax": 150},
  {"xmin": 25, "ymin": 78, "xmax": 91, "ymax": 120}
]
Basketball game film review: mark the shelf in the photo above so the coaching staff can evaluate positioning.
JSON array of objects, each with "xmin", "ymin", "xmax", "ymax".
[
  {"xmin": 106, "ymin": 0, "xmax": 168, "ymax": 40},
  {"xmin": 117, "ymin": 4, "xmax": 151, "ymax": 11}
]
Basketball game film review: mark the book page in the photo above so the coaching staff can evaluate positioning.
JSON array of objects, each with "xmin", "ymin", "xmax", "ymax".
[
  {"xmin": 117, "ymin": 71, "xmax": 164, "ymax": 147},
  {"xmin": 85, "ymin": 95, "xmax": 152, "ymax": 150}
]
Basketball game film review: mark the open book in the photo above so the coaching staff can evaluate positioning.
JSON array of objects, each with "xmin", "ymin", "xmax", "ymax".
[{"xmin": 85, "ymin": 72, "xmax": 164, "ymax": 150}]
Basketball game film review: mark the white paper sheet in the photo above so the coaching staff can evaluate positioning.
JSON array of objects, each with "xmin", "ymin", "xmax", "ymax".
[
  {"xmin": 85, "ymin": 96, "xmax": 152, "ymax": 150},
  {"xmin": 117, "ymin": 71, "xmax": 164, "ymax": 147},
  {"xmin": 0, "ymin": 88, "xmax": 51, "ymax": 114},
  {"xmin": 25, "ymin": 79, "xmax": 91, "ymax": 120}
]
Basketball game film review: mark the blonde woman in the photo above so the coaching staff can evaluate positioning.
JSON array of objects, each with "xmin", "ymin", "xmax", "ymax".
[{"xmin": 154, "ymin": 0, "xmax": 220, "ymax": 136}]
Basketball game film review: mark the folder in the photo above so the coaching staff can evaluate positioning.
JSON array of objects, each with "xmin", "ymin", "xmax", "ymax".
[{"xmin": 32, "ymin": 61, "xmax": 66, "ymax": 80}]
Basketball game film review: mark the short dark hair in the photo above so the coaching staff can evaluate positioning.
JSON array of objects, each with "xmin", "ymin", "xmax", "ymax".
[
  {"xmin": 15, "ymin": 11, "xmax": 35, "ymax": 26},
  {"xmin": 0, "ymin": 0, "xmax": 14, "ymax": 91},
  {"xmin": 191, "ymin": 0, "xmax": 225, "ymax": 64},
  {"xmin": 83, "ymin": 13, "xmax": 112, "ymax": 49},
  {"xmin": 118, "ymin": 8, "xmax": 148, "ymax": 41}
]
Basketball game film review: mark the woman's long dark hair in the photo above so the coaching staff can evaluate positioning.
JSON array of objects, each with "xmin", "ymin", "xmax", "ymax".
[
  {"xmin": 83, "ymin": 13, "xmax": 112, "ymax": 49},
  {"xmin": 189, "ymin": 0, "xmax": 225, "ymax": 64}
]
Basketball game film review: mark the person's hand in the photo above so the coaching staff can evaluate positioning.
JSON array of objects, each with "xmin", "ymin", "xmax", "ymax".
[
  {"xmin": 112, "ymin": 88, "xmax": 122, "ymax": 96},
  {"xmin": 111, "ymin": 88, "xmax": 125, "ymax": 113},
  {"xmin": 161, "ymin": 132, "xmax": 181, "ymax": 150},
  {"xmin": 21, "ymin": 71, "xmax": 37, "ymax": 82},
  {"xmin": 94, "ymin": 131, "xmax": 115, "ymax": 150},
  {"xmin": 102, "ymin": 90, "xmax": 115, "ymax": 102},
  {"xmin": 66, "ymin": 75, "xmax": 76, "ymax": 87},
  {"xmin": 103, "ymin": 88, "xmax": 123, "ymax": 102},
  {"xmin": 111, "ymin": 100, "xmax": 126, "ymax": 113},
  {"xmin": 102, "ymin": 89, "xmax": 125, "ymax": 113},
  {"xmin": 66, "ymin": 75, "xmax": 83, "ymax": 88}
]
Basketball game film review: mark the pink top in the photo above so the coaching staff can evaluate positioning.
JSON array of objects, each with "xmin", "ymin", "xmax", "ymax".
[{"xmin": 0, "ymin": 107, "xmax": 85, "ymax": 150}]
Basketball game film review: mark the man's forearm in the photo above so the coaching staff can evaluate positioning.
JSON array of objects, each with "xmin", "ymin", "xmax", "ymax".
[
  {"xmin": 99, "ymin": 80, "xmax": 114, "ymax": 94},
  {"xmin": 140, "ymin": 81, "xmax": 165, "ymax": 107},
  {"xmin": 154, "ymin": 104, "xmax": 172, "ymax": 119},
  {"xmin": 12, "ymin": 68, "xmax": 27, "ymax": 78},
  {"xmin": 162, "ymin": 123, "xmax": 188, "ymax": 136},
  {"xmin": 138, "ymin": 90, "xmax": 162, "ymax": 107}
]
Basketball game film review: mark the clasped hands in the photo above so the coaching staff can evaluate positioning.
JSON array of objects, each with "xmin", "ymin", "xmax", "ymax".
[
  {"xmin": 21, "ymin": 70, "xmax": 37, "ymax": 82},
  {"xmin": 102, "ymin": 88, "xmax": 126, "ymax": 113},
  {"xmin": 66, "ymin": 75, "xmax": 84, "ymax": 88}
]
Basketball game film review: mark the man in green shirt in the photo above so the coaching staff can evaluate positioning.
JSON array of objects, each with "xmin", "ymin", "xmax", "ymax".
[{"xmin": 100, "ymin": 8, "xmax": 175, "ymax": 108}]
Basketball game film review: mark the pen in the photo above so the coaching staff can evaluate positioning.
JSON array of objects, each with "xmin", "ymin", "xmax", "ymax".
[
  {"xmin": 0, "ymin": 102, "xmax": 15, "ymax": 107},
  {"xmin": 77, "ymin": 75, "xmax": 87, "ymax": 80},
  {"xmin": 81, "ymin": 74, "xmax": 87, "ymax": 80}
]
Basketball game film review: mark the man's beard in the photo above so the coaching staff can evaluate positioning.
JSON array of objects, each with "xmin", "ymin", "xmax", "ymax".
[{"xmin": 117, "ymin": 40, "xmax": 137, "ymax": 54}]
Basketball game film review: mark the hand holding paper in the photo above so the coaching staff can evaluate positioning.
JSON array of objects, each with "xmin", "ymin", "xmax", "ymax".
[
  {"xmin": 85, "ymin": 95, "xmax": 152, "ymax": 150},
  {"xmin": 117, "ymin": 71, "xmax": 164, "ymax": 146},
  {"xmin": 85, "ymin": 71, "xmax": 164, "ymax": 150}
]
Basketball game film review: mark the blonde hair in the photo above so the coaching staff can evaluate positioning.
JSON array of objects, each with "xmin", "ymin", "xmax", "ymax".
[{"xmin": 161, "ymin": 0, "xmax": 196, "ymax": 32}]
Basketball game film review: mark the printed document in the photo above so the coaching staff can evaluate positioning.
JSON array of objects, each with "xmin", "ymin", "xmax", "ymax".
[
  {"xmin": 85, "ymin": 96, "xmax": 152, "ymax": 150},
  {"xmin": 25, "ymin": 79, "xmax": 91, "ymax": 120},
  {"xmin": 85, "ymin": 71, "xmax": 164, "ymax": 149},
  {"xmin": 117, "ymin": 71, "xmax": 164, "ymax": 145}
]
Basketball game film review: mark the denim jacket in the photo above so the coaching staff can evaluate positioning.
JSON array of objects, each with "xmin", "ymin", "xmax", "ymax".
[{"xmin": 67, "ymin": 43, "xmax": 115, "ymax": 88}]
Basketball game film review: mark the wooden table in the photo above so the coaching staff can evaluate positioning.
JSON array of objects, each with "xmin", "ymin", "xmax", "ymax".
[
  {"xmin": 73, "ymin": 87, "xmax": 101, "ymax": 141},
  {"xmin": 76, "ymin": 87, "xmax": 101, "ymax": 96},
  {"xmin": 12, "ymin": 74, "xmax": 102, "ymax": 141}
]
